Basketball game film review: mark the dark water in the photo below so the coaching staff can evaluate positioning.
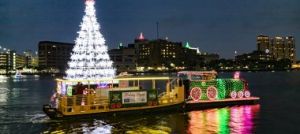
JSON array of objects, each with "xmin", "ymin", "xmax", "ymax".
[{"xmin": 0, "ymin": 72, "xmax": 300, "ymax": 134}]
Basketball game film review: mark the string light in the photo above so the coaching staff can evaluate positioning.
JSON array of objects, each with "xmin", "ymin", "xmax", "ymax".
[
  {"xmin": 65, "ymin": 0, "xmax": 115, "ymax": 80},
  {"xmin": 189, "ymin": 78, "xmax": 247, "ymax": 100}
]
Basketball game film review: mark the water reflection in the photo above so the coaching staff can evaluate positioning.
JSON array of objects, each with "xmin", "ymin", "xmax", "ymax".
[
  {"xmin": 11, "ymin": 75, "xmax": 40, "ymax": 82},
  {"xmin": 0, "ymin": 75, "xmax": 8, "ymax": 83},
  {"xmin": 187, "ymin": 105, "xmax": 260, "ymax": 134},
  {"xmin": 0, "ymin": 88, "xmax": 8, "ymax": 103},
  {"xmin": 42, "ymin": 116, "xmax": 174, "ymax": 134},
  {"xmin": 41, "ymin": 105, "xmax": 259, "ymax": 133},
  {"xmin": 0, "ymin": 76, "xmax": 9, "ymax": 104}
]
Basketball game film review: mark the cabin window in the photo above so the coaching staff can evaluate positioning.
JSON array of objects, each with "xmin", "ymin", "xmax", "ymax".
[
  {"xmin": 178, "ymin": 74, "xmax": 188, "ymax": 80},
  {"xmin": 90, "ymin": 106, "xmax": 96, "ymax": 110},
  {"xmin": 67, "ymin": 108, "xmax": 72, "ymax": 112},
  {"xmin": 191, "ymin": 75, "xmax": 202, "ymax": 81}
]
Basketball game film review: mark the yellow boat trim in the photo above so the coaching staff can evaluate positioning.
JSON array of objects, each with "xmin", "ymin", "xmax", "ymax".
[
  {"xmin": 62, "ymin": 101, "xmax": 183, "ymax": 116},
  {"xmin": 56, "ymin": 76, "xmax": 172, "ymax": 82}
]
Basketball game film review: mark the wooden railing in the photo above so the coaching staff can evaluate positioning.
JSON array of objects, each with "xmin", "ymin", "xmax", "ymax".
[{"xmin": 58, "ymin": 94, "xmax": 110, "ymax": 114}]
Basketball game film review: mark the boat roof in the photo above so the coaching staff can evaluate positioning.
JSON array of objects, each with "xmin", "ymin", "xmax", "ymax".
[
  {"xmin": 56, "ymin": 76, "xmax": 172, "ymax": 83},
  {"xmin": 177, "ymin": 71, "xmax": 217, "ymax": 76}
]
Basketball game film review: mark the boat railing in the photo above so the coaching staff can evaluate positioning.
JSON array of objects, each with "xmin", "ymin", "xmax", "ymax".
[
  {"xmin": 169, "ymin": 78, "xmax": 177, "ymax": 90},
  {"xmin": 157, "ymin": 90, "xmax": 178, "ymax": 104},
  {"xmin": 156, "ymin": 77, "xmax": 185, "ymax": 105},
  {"xmin": 58, "ymin": 93, "xmax": 110, "ymax": 114}
]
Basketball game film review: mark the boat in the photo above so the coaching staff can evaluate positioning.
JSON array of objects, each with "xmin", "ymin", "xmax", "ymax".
[
  {"xmin": 177, "ymin": 71, "xmax": 259, "ymax": 110},
  {"xmin": 117, "ymin": 72, "xmax": 133, "ymax": 77},
  {"xmin": 43, "ymin": 76, "xmax": 185, "ymax": 119},
  {"xmin": 43, "ymin": 71, "xmax": 259, "ymax": 119},
  {"xmin": 13, "ymin": 71, "xmax": 25, "ymax": 79}
]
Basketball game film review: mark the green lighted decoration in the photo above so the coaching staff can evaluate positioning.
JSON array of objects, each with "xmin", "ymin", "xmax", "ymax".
[
  {"xmin": 231, "ymin": 79, "xmax": 244, "ymax": 91},
  {"xmin": 216, "ymin": 79, "xmax": 226, "ymax": 99},
  {"xmin": 207, "ymin": 86, "xmax": 218, "ymax": 100},
  {"xmin": 201, "ymin": 81, "xmax": 206, "ymax": 86},
  {"xmin": 185, "ymin": 42, "xmax": 191, "ymax": 49},
  {"xmin": 190, "ymin": 87, "xmax": 202, "ymax": 101},
  {"xmin": 218, "ymin": 108, "xmax": 230, "ymax": 133},
  {"xmin": 190, "ymin": 81, "xmax": 217, "ymax": 100},
  {"xmin": 189, "ymin": 79, "xmax": 246, "ymax": 101},
  {"xmin": 118, "ymin": 43, "xmax": 123, "ymax": 49},
  {"xmin": 67, "ymin": 86, "xmax": 73, "ymax": 96}
]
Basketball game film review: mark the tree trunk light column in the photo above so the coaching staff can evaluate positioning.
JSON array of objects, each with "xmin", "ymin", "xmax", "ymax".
[
  {"xmin": 152, "ymin": 80, "xmax": 156, "ymax": 89},
  {"xmin": 166, "ymin": 80, "xmax": 170, "ymax": 95}
]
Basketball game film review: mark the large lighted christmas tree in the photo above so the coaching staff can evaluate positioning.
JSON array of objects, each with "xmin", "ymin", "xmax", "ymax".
[{"xmin": 65, "ymin": 0, "xmax": 115, "ymax": 80}]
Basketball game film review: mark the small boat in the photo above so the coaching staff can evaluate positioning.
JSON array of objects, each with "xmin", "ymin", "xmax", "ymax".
[{"xmin": 13, "ymin": 71, "xmax": 25, "ymax": 79}]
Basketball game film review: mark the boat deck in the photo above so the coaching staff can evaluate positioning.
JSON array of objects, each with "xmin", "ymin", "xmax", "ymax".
[{"xmin": 186, "ymin": 97, "xmax": 259, "ymax": 110}]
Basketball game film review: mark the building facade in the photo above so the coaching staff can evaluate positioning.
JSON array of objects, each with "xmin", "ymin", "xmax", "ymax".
[
  {"xmin": 0, "ymin": 52, "xmax": 9, "ymax": 71},
  {"xmin": 135, "ymin": 38, "xmax": 185, "ymax": 71},
  {"xmin": 38, "ymin": 41, "xmax": 74, "ymax": 73},
  {"xmin": 109, "ymin": 34, "xmax": 219, "ymax": 72},
  {"xmin": 108, "ymin": 45, "xmax": 136, "ymax": 73},
  {"xmin": 236, "ymin": 50, "xmax": 273, "ymax": 61},
  {"xmin": 0, "ymin": 50, "xmax": 26, "ymax": 73},
  {"xmin": 24, "ymin": 50, "xmax": 38, "ymax": 68},
  {"xmin": 257, "ymin": 35, "xmax": 296, "ymax": 63}
]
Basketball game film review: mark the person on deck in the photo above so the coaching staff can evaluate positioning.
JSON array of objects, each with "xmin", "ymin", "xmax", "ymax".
[{"xmin": 76, "ymin": 82, "xmax": 85, "ymax": 95}]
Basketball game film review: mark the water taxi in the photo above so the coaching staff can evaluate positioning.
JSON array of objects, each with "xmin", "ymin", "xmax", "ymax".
[
  {"xmin": 43, "ymin": 76, "xmax": 185, "ymax": 119},
  {"xmin": 43, "ymin": 71, "xmax": 259, "ymax": 119}
]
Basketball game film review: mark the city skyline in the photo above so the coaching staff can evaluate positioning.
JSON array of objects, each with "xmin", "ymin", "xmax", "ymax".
[{"xmin": 1, "ymin": 0, "xmax": 299, "ymax": 59}]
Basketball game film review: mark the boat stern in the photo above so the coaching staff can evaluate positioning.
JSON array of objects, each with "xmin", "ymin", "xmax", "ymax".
[{"xmin": 43, "ymin": 104, "xmax": 62, "ymax": 119}]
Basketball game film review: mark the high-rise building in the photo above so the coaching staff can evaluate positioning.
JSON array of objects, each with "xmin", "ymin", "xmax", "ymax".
[
  {"xmin": 236, "ymin": 50, "xmax": 273, "ymax": 61},
  {"xmin": 24, "ymin": 50, "xmax": 38, "ymax": 68},
  {"xmin": 133, "ymin": 34, "xmax": 185, "ymax": 71},
  {"xmin": 257, "ymin": 35, "xmax": 296, "ymax": 63},
  {"xmin": 38, "ymin": 41, "xmax": 74, "ymax": 72},
  {"xmin": 109, "ymin": 33, "xmax": 219, "ymax": 72},
  {"xmin": 15, "ymin": 53, "xmax": 25, "ymax": 69},
  {"xmin": 0, "ymin": 50, "xmax": 23, "ymax": 72},
  {"xmin": 0, "ymin": 52, "xmax": 8, "ymax": 70},
  {"xmin": 108, "ymin": 33, "xmax": 220, "ymax": 72},
  {"xmin": 257, "ymin": 35, "xmax": 271, "ymax": 53}
]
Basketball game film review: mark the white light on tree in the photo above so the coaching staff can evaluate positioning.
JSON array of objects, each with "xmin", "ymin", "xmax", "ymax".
[{"xmin": 65, "ymin": 0, "xmax": 115, "ymax": 80}]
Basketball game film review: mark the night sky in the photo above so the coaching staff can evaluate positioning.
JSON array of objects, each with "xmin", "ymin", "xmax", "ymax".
[{"xmin": 0, "ymin": 0, "xmax": 299, "ymax": 59}]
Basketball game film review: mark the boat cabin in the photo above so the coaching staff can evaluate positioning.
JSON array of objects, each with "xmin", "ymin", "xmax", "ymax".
[
  {"xmin": 51, "ymin": 76, "xmax": 185, "ymax": 116},
  {"xmin": 177, "ymin": 71, "xmax": 217, "ymax": 81}
]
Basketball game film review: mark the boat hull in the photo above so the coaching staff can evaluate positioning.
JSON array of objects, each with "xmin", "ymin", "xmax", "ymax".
[
  {"xmin": 43, "ymin": 97, "xmax": 259, "ymax": 119},
  {"xmin": 43, "ymin": 102, "xmax": 184, "ymax": 120},
  {"xmin": 185, "ymin": 97, "xmax": 259, "ymax": 111}
]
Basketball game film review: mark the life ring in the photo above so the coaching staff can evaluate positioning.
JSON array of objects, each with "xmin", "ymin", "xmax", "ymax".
[
  {"xmin": 230, "ymin": 91, "xmax": 237, "ymax": 99},
  {"xmin": 207, "ymin": 86, "xmax": 218, "ymax": 100},
  {"xmin": 110, "ymin": 104, "xmax": 115, "ymax": 109},
  {"xmin": 237, "ymin": 91, "xmax": 244, "ymax": 98},
  {"xmin": 116, "ymin": 103, "xmax": 122, "ymax": 108},
  {"xmin": 190, "ymin": 87, "xmax": 202, "ymax": 101},
  {"xmin": 244, "ymin": 90, "xmax": 251, "ymax": 98}
]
